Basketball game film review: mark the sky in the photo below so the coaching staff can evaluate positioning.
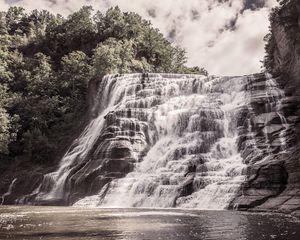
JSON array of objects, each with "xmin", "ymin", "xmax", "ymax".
[{"xmin": 1, "ymin": 0, "xmax": 278, "ymax": 76}]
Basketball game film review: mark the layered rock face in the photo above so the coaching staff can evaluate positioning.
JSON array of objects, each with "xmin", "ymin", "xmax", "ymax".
[
  {"xmin": 230, "ymin": 74, "xmax": 300, "ymax": 212},
  {"xmin": 231, "ymin": 0, "xmax": 300, "ymax": 214}
]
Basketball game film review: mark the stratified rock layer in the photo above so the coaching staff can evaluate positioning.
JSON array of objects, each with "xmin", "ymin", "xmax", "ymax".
[
  {"xmin": 230, "ymin": 74, "xmax": 300, "ymax": 212},
  {"xmin": 230, "ymin": 0, "xmax": 300, "ymax": 214}
]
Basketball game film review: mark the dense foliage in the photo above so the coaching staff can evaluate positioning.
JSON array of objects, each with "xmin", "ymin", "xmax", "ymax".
[{"xmin": 0, "ymin": 6, "xmax": 207, "ymax": 169}]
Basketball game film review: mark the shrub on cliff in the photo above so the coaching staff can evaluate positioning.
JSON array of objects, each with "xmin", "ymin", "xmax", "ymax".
[{"xmin": 263, "ymin": 0, "xmax": 298, "ymax": 73}]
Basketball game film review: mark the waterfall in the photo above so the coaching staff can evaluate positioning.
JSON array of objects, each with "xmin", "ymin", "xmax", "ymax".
[
  {"xmin": 72, "ymin": 73, "xmax": 252, "ymax": 209},
  {"xmin": 31, "ymin": 74, "xmax": 143, "ymax": 203},
  {"xmin": 1, "ymin": 178, "xmax": 17, "ymax": 205},
  {"xmin": 23, "ymin": 72, "xmax": 290, "ymax": 209},
  {"xmin": 264, "ymin": 73, "xmax": 289, "ymax": 152}
]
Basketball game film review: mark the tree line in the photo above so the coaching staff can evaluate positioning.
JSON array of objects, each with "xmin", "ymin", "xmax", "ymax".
[{"xmin": 0, "ymin": 6, "xmax": 207, "ymax": 170}]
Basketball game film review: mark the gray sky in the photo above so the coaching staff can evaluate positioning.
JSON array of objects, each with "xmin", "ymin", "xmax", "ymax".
[{"xmin": 1, "ymin": 0, "xmax": 278, "ymax": 76}]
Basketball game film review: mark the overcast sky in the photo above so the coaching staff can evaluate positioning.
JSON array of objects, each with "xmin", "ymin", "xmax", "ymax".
[{"xmin": 1, "ymin": 0, "xmax": 278, "ymax": 76}]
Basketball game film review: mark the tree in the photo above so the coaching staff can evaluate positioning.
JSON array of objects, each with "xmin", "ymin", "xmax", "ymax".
[
  {"xmin": 0, "ymin": 47, "xmax": 13, "ymax": 84},
  {"xmin": 59, "ymin": 51, "xmax": 92, "ymax": 114},
  {"xmin": 64, "ymin": 6, "xmax": 96, "ymax": 50},
  {"xmin": 23, "ymin": 53, "xmax": 55, "ymax": 96},
  {"xmin": 0, "ymin": 108, "xmax": 11, "ymax": 153},
  {"xmin": 5, "ymin": 7, "xmax": 26, "ymax": 35},
  {"xmin": 96, "ymin": 7, "xmax": 126, "ymax": 39},
  {"xmin": 0, "ymin": 84, "xmax": 18, "ymax": 154},
  {"xmin": 60, "ymin": 51, "xmax": 92, "ymax": 89},
  {"xmin": 0, "ymin": 5, "xmax": 208, "ymax": 169},
  {"xmin": 92, "ymin": 38, "xmax": 134, "ymax": 76}
]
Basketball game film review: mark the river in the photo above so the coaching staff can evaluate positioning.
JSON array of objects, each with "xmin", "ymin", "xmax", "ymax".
[{"xmin": 0, "ymin": 206, "xmax": 299, "ymax": 240}]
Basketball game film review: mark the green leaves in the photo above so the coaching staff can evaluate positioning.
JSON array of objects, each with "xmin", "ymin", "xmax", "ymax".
[
  {"xmin": 0, "ymin": 5, "xmax": 208, "ymax": 165},
  {"xmin": 61, "ymin": 51, "xmax": 92, "ymax": 88},
  {"xmin": 21, "ymin": 53, "xmax": 55, "ymax": 96},
  {"xmin": 5, "ymin": 6, "xmax": 26, "ymax": 35},
  {"xmin": 0, "ymin": 108, "xmax": 11, "ymax": 153},
  {"xmin": 60, "ymin": 51, "xmax": 92, "ymax": 115},
  {"xmin": 92, "ymin": 38, "xmax": 134, "ymax": 76},
  {"xmin": 0, "ymin": 84, "xmax": 19, "ymax": 154}
]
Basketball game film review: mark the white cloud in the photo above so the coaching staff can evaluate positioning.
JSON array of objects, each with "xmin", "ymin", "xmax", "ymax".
[
  {"xmin": 2, "ymin": 0, "xmax": 278, "ymax": 76},
  {"xmin": 187, "ymin": 8, "xmax": 272, "ymax": 76},
  {"xmin": 0, "ymin": 1, "xmax": 9, "ymax": 11}
]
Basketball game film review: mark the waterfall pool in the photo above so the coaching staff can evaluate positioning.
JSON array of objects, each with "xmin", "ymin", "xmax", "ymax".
[{"xmin": 0, "ymin": 206, "xmax": 299, "ymax": 240}]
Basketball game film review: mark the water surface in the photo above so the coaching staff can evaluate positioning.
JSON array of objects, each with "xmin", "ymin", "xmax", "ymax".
[{"xmin": 0, "ymin": 206, "xmax": 299, "ymax": 240}]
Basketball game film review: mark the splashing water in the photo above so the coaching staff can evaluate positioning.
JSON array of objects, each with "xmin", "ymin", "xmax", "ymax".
[
  {"xmin": 32, "ymin": 75, "xmax": 144, "ymax": 202},
  {"xmin": 74, "ymin": 74, "xmax": 250, "ymax": 209},
  {"xmin": 24, "ymin": 73, "xmax": 290, "ymax": 209}
]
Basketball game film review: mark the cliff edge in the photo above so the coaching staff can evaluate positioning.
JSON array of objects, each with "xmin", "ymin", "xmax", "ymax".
[{"xmin": 231, "ymin": 0, "xmax": 300, "ymax": 216}]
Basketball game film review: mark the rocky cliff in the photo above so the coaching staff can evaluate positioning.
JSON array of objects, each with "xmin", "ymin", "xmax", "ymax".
[{"xmin": 231, "ymin": 0, "xmax": 300, "ymax": 215}]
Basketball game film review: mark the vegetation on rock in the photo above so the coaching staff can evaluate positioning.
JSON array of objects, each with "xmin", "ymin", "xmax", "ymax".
[{"xmin": 263, "ymin": 0, "xmax": 298, "ymax": 73}]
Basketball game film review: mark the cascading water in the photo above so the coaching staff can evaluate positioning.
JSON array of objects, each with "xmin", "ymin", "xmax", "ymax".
[
  {"xmin": 72, "ymin": 73, "xmax": 253, "ymax": 209},
  {"xmin": 0, "ymin": 178, "xmax": 17, "ymax": 205},
  {"xmin": 264, "ymin": 73, "xmax": 290, "ymax": 152},
  {"xmin": 74, "ymin": 76, "xmax": 247, "ymax": 209},
  {"xmin": 22, "ymin": 73, "xmax": 292, "ymax": 209},
  {"xmin": 27, "ymin": 75, "xmax": 145, "ymax": 203}
]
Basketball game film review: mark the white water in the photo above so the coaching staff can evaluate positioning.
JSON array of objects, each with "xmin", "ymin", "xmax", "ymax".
[
  {"xmin": 1, "ymin": 178, "xmax": 17, "ymax": 205},
  {"xmin": 33, "ymin": 75, "xmax": 143, "ymax": 202},
  {"xmin": 25, "ymin": 72, "xmax": 290, "ymax": 209},
  {"xmin": 264, "ymin": 73, "xmax": 290, "ymax": 152},
  {"xmin": 74, "ymin": 74, "xmax": 249, "ymax": 209}
]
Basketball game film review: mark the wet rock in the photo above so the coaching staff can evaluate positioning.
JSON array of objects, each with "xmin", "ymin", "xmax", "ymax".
[
  {"xmin": 2, "ymin": 174, "xmax": 43, "ymax": 205},
  {"xmin": 179, "ymin": 175, "xmax": 195, "ymax": 198},
  {"xmin": 229, "ymin": 0, "xmax": 300, "ymax": 213}
]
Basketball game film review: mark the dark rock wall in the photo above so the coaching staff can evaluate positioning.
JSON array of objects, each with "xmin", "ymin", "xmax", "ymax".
[
  {"xmin": 271, "ymin": 1, "xmax": 300, "ymax": 88},
  {"xmin": 257, "ymin": 0, "xmax": 300, "ymax": 213},
  {"xmin": 231, "ymin": 1, "xmax": 300, "ymax": 213}
]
